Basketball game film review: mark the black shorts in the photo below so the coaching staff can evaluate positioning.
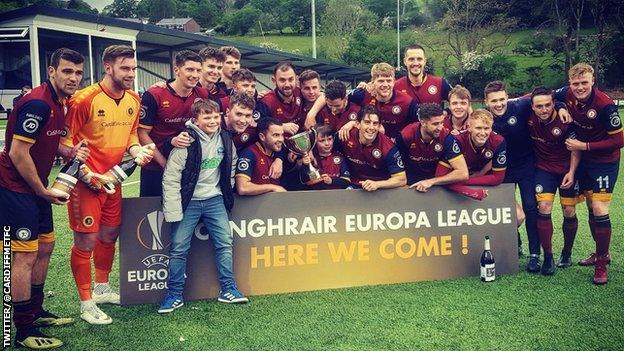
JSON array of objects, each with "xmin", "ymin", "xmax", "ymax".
[
  {"xmin": 534, "ymin": 168, "xmax": 580, "ymax": 206},
  {"xmin": 577, "ymin": 160, "xmax": 619, "ymax": 202},
  {"xmin": 0, "ymin": 186, "xmax": 54, "ymax": 252}
]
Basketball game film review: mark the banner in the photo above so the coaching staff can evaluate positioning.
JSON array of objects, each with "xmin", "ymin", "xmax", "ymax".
[{"xmin": 119, "ymin": 185, "xmax": 519, "ymax": 305}]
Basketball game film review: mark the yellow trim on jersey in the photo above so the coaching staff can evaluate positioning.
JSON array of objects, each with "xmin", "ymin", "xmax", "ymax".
[
  {"xmin": 536, "ymin": 193, "xmax": 555, "ymax": 202},
  {"xmin": 391, "ymin": 171, "xmax": 407, "ymax": 177},
  {"xmin": 13, "ymin": 135, "xmax": 36, "ymax": 144},
  {"xmin": 340, "ymin": 176, "xmax": 351, "ymax": 181},
  {"xmin": 447, "ymin": 154, "xmax": 464, "ymax": 164},
  {"xmin": 12, "ymin": 239, "xmax": 38, "ymax": 252},
  {"xmin": 235, "ymin": 174, "xmax": 252, "ymax": 181},
  {"xmin": 39, "ymin": 232, "xmax": 56, "ymax": 244},
  {"xmin": 492, "ymin": 167, "xmax": 507, "ymax": 171},
  {"xmin": 138, "ymin": 124, "xmax": 153, "ymax": 130},
  {"xmin": 607, "ymin": 128, "xmax": 623, "ymax": 135}
]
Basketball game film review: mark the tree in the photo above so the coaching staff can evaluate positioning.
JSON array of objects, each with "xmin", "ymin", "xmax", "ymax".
[
  {"xmin": 321, "ymin": 0, "xmax": 379, "ymax": 60},
  {"xmin": 436, "ymin": 0, "xmax": 518, "ymax": 64},
  {"xmin": 66, "ymin": 0, "xmax": 98, "ymax": 14},
  {"xmin": 223, "ymin": 4, "xmax": 261, "ymax": 35},
  {"xmin": 177, "ymin": 0, "xmax": 221, "ymax": 28},
  {"xmin": 148, "ymin": 0, "xmax": 177, "ymax": 23},
  {"xmin": 103, "ymin": 0, "xmax": 138, "ymax": 18}
]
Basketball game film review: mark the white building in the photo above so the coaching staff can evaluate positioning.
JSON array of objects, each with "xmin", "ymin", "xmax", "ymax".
[{"xmin": 0, "ymin": 5, "xmax": 368, "ymax": 110}]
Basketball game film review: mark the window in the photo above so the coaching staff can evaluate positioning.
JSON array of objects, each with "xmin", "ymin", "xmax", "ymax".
[
  {"xmin": 38, "ymin": 28, "xmax": 90, "ymax": 87},
  {"xmin": 0, "ymin": 41, "xmax": 31, "ymax": 90}
]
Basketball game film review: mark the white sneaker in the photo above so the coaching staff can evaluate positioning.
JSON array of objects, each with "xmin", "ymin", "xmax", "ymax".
[
  {"xmin": 93, "ymin": 283, "xmax": 121, "ymax": 305},
  {"xmin": 80, "ymin": 300, "xmax": 112, "ymax": 325}
]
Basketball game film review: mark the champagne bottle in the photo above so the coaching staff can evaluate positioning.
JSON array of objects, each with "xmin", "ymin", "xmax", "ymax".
[
  {"xmin": 480, "ymin": 235, "xmax": 495, "ymax": 282},
  {"xmin": 50, "ymin": 158, "xmax": 82, "ymax": 198},
  {"xmin": 102, "ymin": 158, "xmax": 139, "ymax": 192},
  {"xmin": 101, "ymin": 143, "xmax": 154, "ymax": 192}
]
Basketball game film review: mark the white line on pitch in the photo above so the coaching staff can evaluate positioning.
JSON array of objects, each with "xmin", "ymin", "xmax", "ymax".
[{"xmin": 122, "ymin": 180, "xmax": 140, "ymax": 187}]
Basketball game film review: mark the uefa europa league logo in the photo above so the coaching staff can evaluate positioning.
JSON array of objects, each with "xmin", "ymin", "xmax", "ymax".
[{"xmin": 136, "ymin": 211, "xmax": 168, "ymax": 251}]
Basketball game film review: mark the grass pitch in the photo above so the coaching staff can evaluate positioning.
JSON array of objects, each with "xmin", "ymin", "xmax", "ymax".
[{"xmin": 3, "ymin": 157, "xmax": 624, "ymax": 351}]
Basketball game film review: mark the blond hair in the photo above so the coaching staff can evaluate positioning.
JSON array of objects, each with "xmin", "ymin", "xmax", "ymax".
[
  {"xmin": 469, "ymin": 109, "xmax": 493, "ymax": 125},
  {"xmin": 449, "ymin": 84, "xmax": 471, "ymax": 101},
  {"xmin": 568, "ymin": 63, "xmax": 594, "ymax": 80},
  {"xmin": 370, "ymin": 62, "xmax": 395, "ymax": 80}
]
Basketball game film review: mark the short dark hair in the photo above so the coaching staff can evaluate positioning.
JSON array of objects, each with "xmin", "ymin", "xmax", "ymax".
[
  {"xmin": 102, "ymin": 45, "xmax": 135, "ymax": 64},
  {"xmin": 417, "ymin": 103, "xmax": 444, "ymax": 121},
  {"xmin": 530, "ymin": 86, "xmax": 553, "ymax": 103},
  {"xmin": 315, "ymin": 124, "xmax": 334, "ymax": 138},
  {"xmin": 175, "ymin": 50, "xmax": 202, "ymax": 67},
  {"xmin": 199, "ymin": 47, "xmax": 226, "ymax": 63},
  {"xmin": 357, "ymin": 105, "xmax": 379, "ymax": 122},
  {"xmin": 191, "ymin": 99, "xmax": 220, "ymax": 118},
  {"xmin": 484, "ymin": 81, "xmax": 506, "ymax": 98},
  {"xmin": 229, "ymin": 92, "xmax": 256, "ymax": 111},
  {"xmin": 273, "ymin": 61, "xmax": 296, "ymax": 76},
  {"xmin": 50, "ymin": 48, "xmax": 84, "ymax": 69},
  {"xmin": 299, "ymin": 69, "xmax": 320, "ymax": 84},
  {"xmin": 404, "ymin": 44, "xmax": 425, "ymax": 57},
  {"xmin": 257, "ymin": 117, "xmax": 282, "ymax": 134},
  {"xmin": 220, "ymin": 46, "xmax": 241, "ymax": 60},
  {"xmin": 232, "ymin": 68, "xmax": 256, "ymax": 84},
  {"xmin": 325, "ymin": 80, "xmax": 347, "ymax": 100}
]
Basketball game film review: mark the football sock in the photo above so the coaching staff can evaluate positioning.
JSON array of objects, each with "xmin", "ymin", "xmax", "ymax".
[
  {"xmin": 536, "ymin": 212, "xmax": 553, "ymax": 255},
  {"xmin": 562, "ymin": 215, "xmax": 578, "ymax": 255},
  {"xmin": 71, "ymin": 246, "xmax": 93, "ymax": 301},
  {"xmin": 94, "ymin": 239, "xmax": 116, "ymax": 284},
  {"xmin": 593, "ymin": 214, "xmax": 611, "ymax": 256}
]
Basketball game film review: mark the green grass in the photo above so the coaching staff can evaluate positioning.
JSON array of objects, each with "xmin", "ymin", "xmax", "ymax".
[{"xmin": 4, "ymin": 157, "xmax": 624, "ymax": 350}]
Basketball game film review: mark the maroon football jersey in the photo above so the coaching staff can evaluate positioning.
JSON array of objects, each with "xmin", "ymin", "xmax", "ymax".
[
  {"xmin": 557, "ymin": 87, "xmax": 622, "ymax": 163},
  {"xmin": 453, "ymin": 130, "xmax": 506, "ymax": 174},
  {"xmin": 235, "ymin": 142, "xmax": 280, "ymax": 185},
  {"xmin": 442, "ymin": 111, "xmax": 469, "ymax": 133},
  {"xmin": 316, "ymin": 102, "xmax": 361, "ymax": 132},
  {"xmin": 394, "ymin": 74, "xmax": 452, "ymax": 104},
  {"xmin": 139, "ymin": 83, "xmax": 209, "ymax": 170},
  {"xmin": 0, "ymin": 81, "xmax": 67, "ymax": 194},
  {"xmin": 257, "ymin": 88, "xmax": 304, "ymax": 134},
  {"xmin": 528, "ymin": 112, "xmax": 575, "ymax": 174},
  {"xmin": 397, "ymin": 123, "xmax": 463, "ymax": 183},
  {"xmin": 349, "ymin": 88, "xmax": 418, "ymax": 139},
  {"xmin": 339, "ymin": 128, "xmax": 405, "ymax": 185},
  {"xmin": 310, "ymin": 151, "xmax": 351, "ymax": 190}
]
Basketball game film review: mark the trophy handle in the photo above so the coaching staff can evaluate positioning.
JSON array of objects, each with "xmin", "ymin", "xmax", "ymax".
[{"xmin": 308, "ymin": 127, "xmax": 318, "ymax": 152}]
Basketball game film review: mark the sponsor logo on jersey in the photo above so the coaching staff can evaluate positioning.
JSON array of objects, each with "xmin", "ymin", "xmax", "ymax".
[
  {"xmin": 484, "ymin": 150, "xmax": 493, "ymax": 159},
  {"xmin": 392, "ymin": 106, "xmax": 402, "ymax": 115},
  {"xmin": 610, "ymin": 112, "xmax": 621, "ymax": 128},
  {"xmin": 139, "ymin": 105, "xmax": 147, "ymax": 120},
  {"xmin": 237, "ymin": 158, "xmax": 250, "ymax": 171},
  {"xmin": 428, "ymin": 85, "xmax": 437, "ymax": 95},
  {"xmin": 452, "ymin": 142, "xmax": 460, "ymax": 154},
  {"xmin": 97, "ymin": 109, "xmax": 105, "ymax": 117},
  {"xmin": 587, "ymin": 109, "xmax": 597, "ymax": 119},
  {"xmin": 162, "ymin": 101, "xmax": 170, "ymax": 108},
  {"xmin": 434, "ymin": 143, "xmax": 443, "ymax": 152},
  {"xmin": 497, "ymin": 151, "xmax": 506, "ymax": 165},
  {"xmin": 253, "ymin": 110, "xmax": 261, "ymax": 121},
  {"xmin": 241, "ymin": 133, "xmax": 249, "ymax": 142},
  {"xmin": 128, "ymin": 107, "xmax": 134, "ymax": 116},
  {"xmin": 22, "ymin": 118, "xmax": 39, "ymax": 133}
]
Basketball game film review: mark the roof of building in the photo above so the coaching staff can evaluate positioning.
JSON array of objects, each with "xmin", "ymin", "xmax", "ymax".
[
  {"xmin": 0, "ymin": 5, "xmax": 370, "ymax": 83},
  {"xmin": 156, "ymin": 17, "xmax": 195, "ymax": 26}
]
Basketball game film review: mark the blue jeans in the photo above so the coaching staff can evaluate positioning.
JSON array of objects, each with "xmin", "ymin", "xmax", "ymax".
[{"xmin": 166, "ymin": 196, "xmax": 235, "ymax": 297}]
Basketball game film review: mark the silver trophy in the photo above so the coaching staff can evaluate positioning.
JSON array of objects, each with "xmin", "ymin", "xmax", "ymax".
[{"xmin": 284, "ymin": 128, "xmax": 323, "ymax": 185}]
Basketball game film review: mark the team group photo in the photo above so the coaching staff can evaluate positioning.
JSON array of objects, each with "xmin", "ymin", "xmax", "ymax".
[{"xmin": 0, "ymin": 0, "xmax": 623, "ymax": 350}]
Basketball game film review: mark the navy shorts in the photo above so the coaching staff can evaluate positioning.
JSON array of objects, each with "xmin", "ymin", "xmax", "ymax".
[
  {"xmin": 577, "ymin": 160, "xmax": 619, "ymax": 202},
  {"xmin": 0, "ymin": 186, "xmax": 54, "ymax": 252},
  {"xmin": 534, "ymin": 168, "xmax": 580, "ymax": 206}
]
